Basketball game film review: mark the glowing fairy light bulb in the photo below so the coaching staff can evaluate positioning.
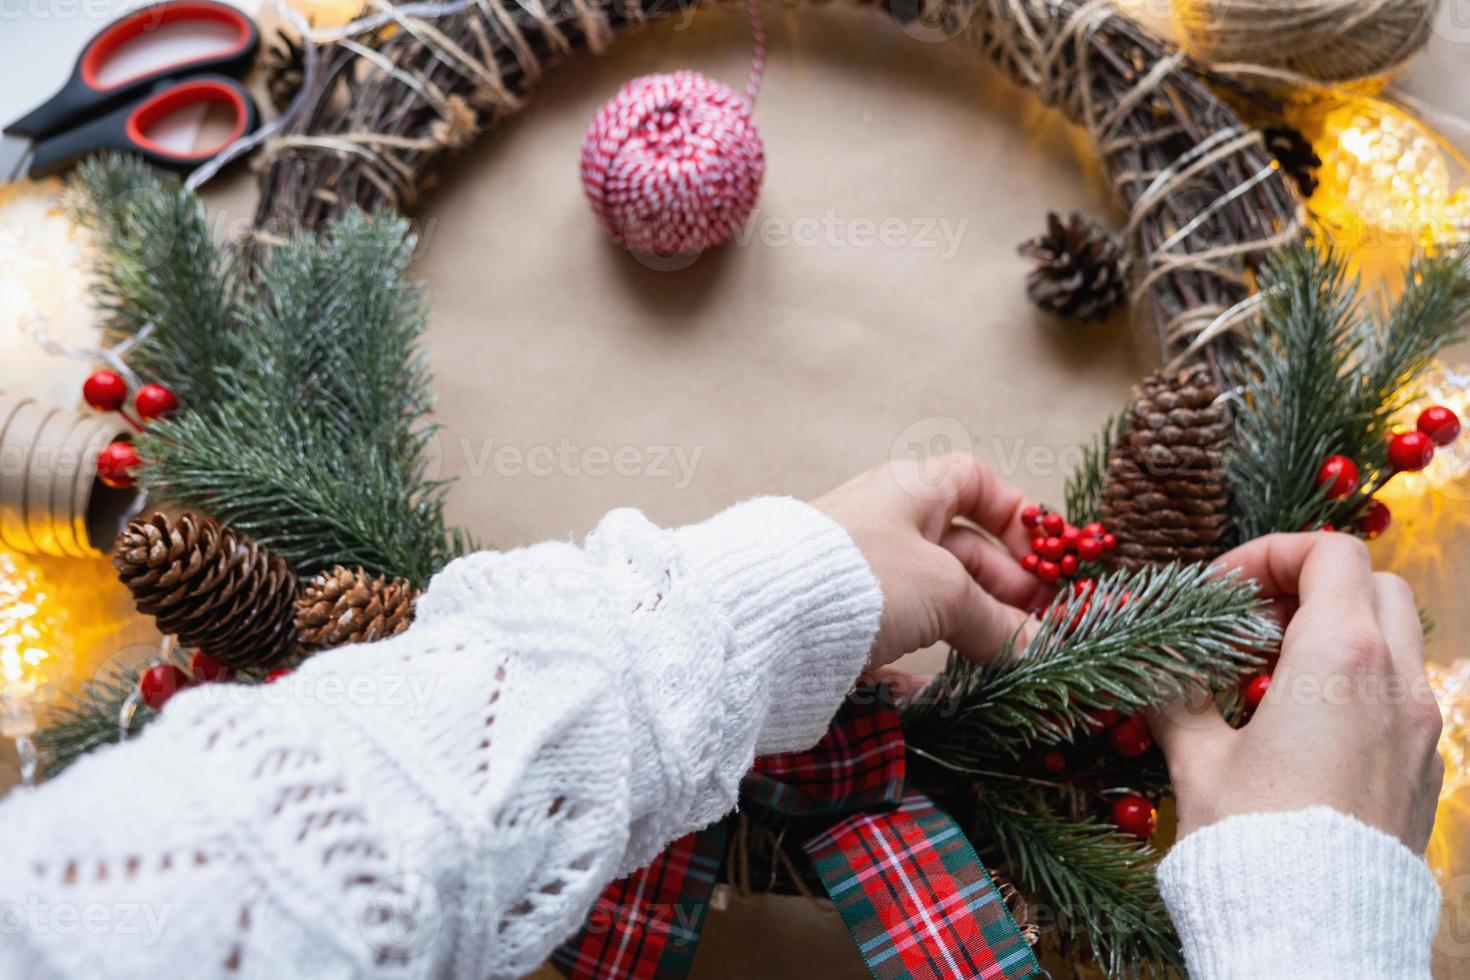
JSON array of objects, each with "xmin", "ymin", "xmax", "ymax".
[
  {"xmin": 0, "ymin": 551, "xmax": 63, "ymax": 788},
  {"xmin": 1308, "ymin": 101, "xmax": 1469, "ymax": 253}
]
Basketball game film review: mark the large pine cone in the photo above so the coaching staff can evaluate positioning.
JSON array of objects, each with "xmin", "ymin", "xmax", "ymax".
[
  {"xmin": 113, "ymin": 512, "xmax": 300, "ymax": 669},
  {"xmin": 1100, "ymin": 367, "xmax": 1231, "ymax": 569},
  {"xmin": 1018, "ymin": 212, "xmax": 1129, "ymax": 322},
  {"xmin": 296, "ymin": 566, "xmax": 418, "ymax": 652}
]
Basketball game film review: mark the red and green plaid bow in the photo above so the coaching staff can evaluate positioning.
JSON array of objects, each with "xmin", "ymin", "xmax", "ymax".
[{"xmin": 552, "ymin": 695, "xmax": 1042, "ymax": 980}]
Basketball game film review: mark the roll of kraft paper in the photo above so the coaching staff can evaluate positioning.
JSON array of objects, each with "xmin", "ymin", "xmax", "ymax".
[{"xmin": 0, "ymin": 393, "xmax": 141, "ymax": 557}]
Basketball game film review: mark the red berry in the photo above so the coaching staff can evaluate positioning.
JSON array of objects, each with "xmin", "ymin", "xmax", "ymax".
[
  {"xmin": 1084, "ymin": 708, "xmax": 1121, "ymax": 730},
  {"xmin": 1108, "ymin": 715, "xmax": 1153, "ymax": 757},
  {"xmin": 1082, "ymin": 521, "xmax": 1106, "ymax": 538},
  {"xmin": 1060, "ymin": 554, "xmax": 1080, "ymax": 578},
  {"xmin": 1418, "ymin": 405, "xmax": 1461, "ymax": 447},
  {"xmin": 1073, "ymin": 578, "xmax": 1096, "ymax": 599},
  {"xmin": 1021, "ymin": 505, "xmax": 1044, "ymax": 529},
  {"xmin": 1031, "ymin": 535, "xmax": 1047, "ymax": 554},
  {"xmin": 1020, "ymin": 553, "xmax": 1040, "ymax": 574},
  {"xmin": 1041, "ymin": 750, "xmax": 1068, "ymax": 774},
  {"xmin": 134, "ymin": 383, "xmax": 179, "ymax": 420},
  {"xmin": 1110, "ymin": 794, "xmax": 1157, "ymax": 841},
  {"xmin": 82, "ymin": 370, "xmax": 128, "ymax": 412},
  {"xmin": 189, "ymin": 650, "xmax": 234, "ymax": 683},
  {"xmin": 1101, "ymin": 533, "xmax": 1118, "ymax": 554},
  {"xmin": 1315, "ymin": 454, "xmax": 1359, "ymax": 499},
  {"xmin": 1061, "ymin": 525, "xmax": 1082, "ymax": 551},
  {"xmin": 96, "ymin": 440, "xmax": 140, "ymax": 489},
  {"xmin": 138, "ymin": 664, "xmax": 190, "ymax": 711},
  {"xmin": 1042, "ymin": 512, "xmax": 1065, "ymax": 536},
  {"xmin": 264, "ymin": 668, "xmax": 293, "ymax": 684},
  {"xmin": 1077, "ymin": 536, "xmax": 1103, "ymax": 561},
  {"xmin": 1389, "ymin": 430, "xmax": 1435, "ymax": 473},
  {"xmin": 1357, "ymin": 498, "xmax": 1391, "ymax": 539},
  {"xmin": 1039, "ymin": 536, "xmax": 1066, "ymax": 561},
  {"xmin": 1241, "ymin": 672, "xmax": 1272, "ymax": 708},
  {"xmin": 1036, "ymin": 560, "xmax": 1061, "ymax": 584}
]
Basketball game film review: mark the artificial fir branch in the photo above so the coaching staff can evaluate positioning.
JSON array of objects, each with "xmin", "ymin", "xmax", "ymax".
[
  {"xmin": 902, "ymin": 563, "xmax": 1276, "ymax": 764},
  {"xmin": 30, "ymin": 643, "xmax": 184, "ymax": 778},
  {"xmin": 977, "ymin": 793, "xmax": 1179, "ymax": 977},
  {"xmin": 1227, "ymin": 244, "xmax": 1470, "ymax": 540},
  {"xmin": 66, "ymin": 154, "xmax": 243, "ymax": 407},
  {"xmin": 139, "ymin": 211, "xmax": 466, "ymax": 583},
  {"xmin": 67, "ymin": 159, "xmax": 466, "ymax": 584},
  {"xmin": 1065, "ymin": 412, "xmax": 1126, "ymax": 525}
]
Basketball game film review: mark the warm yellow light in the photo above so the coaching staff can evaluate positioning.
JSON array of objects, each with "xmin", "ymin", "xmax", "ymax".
[
  {"xmin": 1298, "ymin": 99, "xmax": 1470, "ymax": 259},
  {"xmin": 1427, "ymin": 661, "xmax": 1470, "ymax": 880}
]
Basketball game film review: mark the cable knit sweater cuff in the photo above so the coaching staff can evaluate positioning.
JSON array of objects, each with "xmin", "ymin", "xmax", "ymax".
[
  {"xmin": 1157, "ymin": 806, "xmax": 1441, "ymax": 979},
  {"xmin": 675, "ymin": 496, "xmax": 884, "ymax": 754}
]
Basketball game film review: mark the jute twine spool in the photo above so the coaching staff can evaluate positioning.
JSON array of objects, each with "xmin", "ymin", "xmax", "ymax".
[
  {"xmin": 1174, "ymin": 0, "xmax": 1437, "ymax": 84},
  {"xmin": 0, "ymin": 393, "xmax": 141, "ymax": 558}
]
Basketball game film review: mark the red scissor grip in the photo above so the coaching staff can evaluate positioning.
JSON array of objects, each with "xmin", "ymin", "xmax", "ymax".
[
  {"xmin": 81, "ymin": 1, "xmax": 254, "ymax": 92},
  {"xmin": 123, "ymin": 77, "xmax": 250, "ymax": 160}
]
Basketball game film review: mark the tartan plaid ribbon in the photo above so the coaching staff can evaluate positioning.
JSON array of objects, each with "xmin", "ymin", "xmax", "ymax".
[{"xmin": 553, "ymin": 695, "xmax": 1042, "ymax": 980}]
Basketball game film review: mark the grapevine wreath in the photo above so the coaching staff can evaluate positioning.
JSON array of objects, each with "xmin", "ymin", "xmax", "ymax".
[{"xmin": 29, "ymin": 0, "xmax": 1470, "ymax": 976}]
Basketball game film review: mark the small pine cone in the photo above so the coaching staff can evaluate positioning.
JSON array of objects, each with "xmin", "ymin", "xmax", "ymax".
[
  {"xmin": 1100, "ymin": 367, "xmax": 1231, "ymax": 569},
  {"xmin": 113, "ymin": 512, "xmax": 299, "ymax": 669},
  {"xmin": 1018, "ymin": 212, "xmax": 1129, "ymax": 322},
  {"xmin": 296, "ymin": 566, "xmax": 419, "ymax": 652},
  {"xmin": 1261, "ymin": 125, "xmax": 1321, "ymax": 199},
  {"xmin": 261, "ymin": 31, "xmax": 306, "ymax": 113}
]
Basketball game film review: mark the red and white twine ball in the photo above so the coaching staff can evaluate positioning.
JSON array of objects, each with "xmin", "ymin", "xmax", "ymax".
[{"xmin": 580, "ymin": 3, "xmax": 767, "ymax": 256}]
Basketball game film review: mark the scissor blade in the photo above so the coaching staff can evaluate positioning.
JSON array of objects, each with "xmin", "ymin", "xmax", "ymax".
[{"xmin": 0, "ymin": 134, "xmax": 34, "ymax": 183}]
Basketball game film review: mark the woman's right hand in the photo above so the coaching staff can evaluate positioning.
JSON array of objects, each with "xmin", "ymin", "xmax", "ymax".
[{"xmin": 1150, "ymin": 532, "xmax": 1445, "ymax": 852}]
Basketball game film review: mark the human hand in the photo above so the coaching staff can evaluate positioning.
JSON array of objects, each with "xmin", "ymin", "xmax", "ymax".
[
  {"xmin": 1150, "ymin": 532, "xmax": 1444, "ymax": 852},
  {"xmin": 811, "ymin": 453, "xmax": 1052, "ymax": 688}
]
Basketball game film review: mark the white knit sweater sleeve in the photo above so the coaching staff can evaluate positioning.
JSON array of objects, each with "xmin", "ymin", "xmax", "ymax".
[
  {"xmin": 1157, "ymin": 806, "xmax": 1442, "ymax": 978},
  {"xmin": 0, "ymin": 496, "xmax": 883, "ymax": 980}
]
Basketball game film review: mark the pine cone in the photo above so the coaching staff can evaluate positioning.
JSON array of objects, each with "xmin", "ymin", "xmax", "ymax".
[
  {"xmin": 113, "ymin": 512, "xmax": 299, "ymax": 668},
  {"xmin": 1018, "ymin": 212, "xmax": 1129, "ymax": 322},
  {"xmin": 1262, "ymin": 125, "xmax": 1321, "ymax": 199},
  {"xmin": 262, "ymin": 31, "xmax": 306, "ymax": 113},
  {"xmin": 296, "ymin": 566, "xmax": 418, "ymax": 651},
  {"xmin": 1100, "ymin": 367, "xmax": 1231, "ymax": 569}
]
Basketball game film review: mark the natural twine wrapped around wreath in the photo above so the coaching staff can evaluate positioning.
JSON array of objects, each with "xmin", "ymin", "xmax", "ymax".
[
  {"xmin": 1174, "ymin": 0, "xmax": 1436, "ymax": 85},
  {"xmin": 251, "ymin": 0, "xmax": 1303, "ymax": 367}
]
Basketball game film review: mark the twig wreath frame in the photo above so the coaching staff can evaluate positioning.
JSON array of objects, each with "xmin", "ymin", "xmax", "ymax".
[{"xmin": 251, "ymin": 0, "xmax": 1304, "ymax": 368}]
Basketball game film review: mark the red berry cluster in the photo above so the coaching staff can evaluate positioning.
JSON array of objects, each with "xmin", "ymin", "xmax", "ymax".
[
  {"xmin": 1037, "ymin": 709, "xmax": 1158, "ymax": 841},
  {"xmin": 1018, "ymin": 507, "xmax": 1116, "ymax": 584},
  {"xmin": 82, "ymin": 370, "xmax": 180, "ymax": 489},
  {"xmin": 137, "ymin": 651, "xmax": 235, "ymax": 711},
  {"xmin": 1312, "ymin": 404, "xmax": 1462, "ymax": 540}
]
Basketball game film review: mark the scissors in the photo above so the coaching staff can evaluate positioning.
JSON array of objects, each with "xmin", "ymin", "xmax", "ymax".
[{"xmin": 2, "ymin": 0, "xmax": 260, "ymax": 180}]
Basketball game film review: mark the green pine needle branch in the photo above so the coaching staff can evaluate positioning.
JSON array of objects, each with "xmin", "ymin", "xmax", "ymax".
[
  {"xmin": 978, "ymin": 793, "xmax": 1180, "ymax": 977},
  {"xmin": 67, "ymin": 156, "xmax": 467, "ymax": 585},
  {"xmin": 1227, "ymin": 243, "xmax": 1470, "ymax": 541},
  {"xmin": 1065, "ymin": 411, "xmax": 1126, "ymax": 526},
  {"xmin": 902, "ymin": 562, "xmax": 1277, "ymax": 765}
]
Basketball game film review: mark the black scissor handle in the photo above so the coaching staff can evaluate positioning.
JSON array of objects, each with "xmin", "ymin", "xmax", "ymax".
[
  {"xmin": 4, "ymin": 0, "xmax": 258, "ymax": 141},
  {"xmin": 27, "ymin": 74, "xmax": 259, "ymax": 177}
]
